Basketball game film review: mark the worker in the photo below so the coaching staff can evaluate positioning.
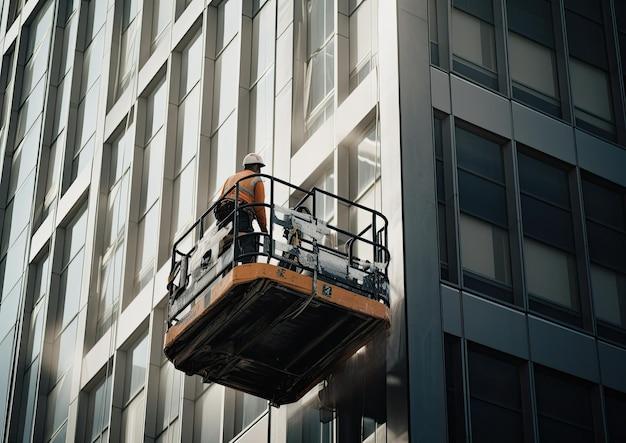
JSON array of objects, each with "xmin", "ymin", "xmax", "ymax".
[{"xmin": 214, "ymin": 153, "xmax": 268, "ymax": 263}]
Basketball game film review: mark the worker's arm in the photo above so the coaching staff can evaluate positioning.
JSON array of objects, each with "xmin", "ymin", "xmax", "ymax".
[{"xmin": 254, "ymin": 180, "xmax": 268, "ymax": 233}]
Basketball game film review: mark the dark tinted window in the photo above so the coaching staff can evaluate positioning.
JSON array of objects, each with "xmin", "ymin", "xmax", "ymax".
[
  {"xmin": 518, "ymin": 153, "xmax": 570, "ymax": 208},
  {"xmin": 453, "ymin": 0, "xmax": 494, "ymax": 23},
  {"xmin": 458, "ymin": 171, "xmax": 508, "ymax": 226},
  {"xmin": 564, "ymin": 0, "xmax": 608, "ymax": 69},
  {"xmin": 535, "ymin": 367, "xmax": 596, "ymax": 443},
  {"xmin": 520, "ymin": 195, "xmax": 575, "ymax": 251},
  {"xmin": 434, "ymin": 118, "xmax": 449, "ymax": 279},
  {"xmin": 582, "ymin": 181, "xmax": 625, "ymax": 231},
  {"xmin": 468, "ymin": 346, "xmax": 525, "ymax": 443},
  {"xmin": 605, "ymin": 389, "xmax": 626, "ymax": 443},
  {"xmin": 456, "ymin": 128, "xmax": 504, "ymax": 182},
  {"xmin": 507, "ymin": 0, "xmax": 554, "ymax": 47},
  {"xmin": 583, "ymin": 180, "xmax": 626, "ymax": 273},
  {"xmin": 444, "ymin": 335, "xmax": 466, "ymax": 443}
]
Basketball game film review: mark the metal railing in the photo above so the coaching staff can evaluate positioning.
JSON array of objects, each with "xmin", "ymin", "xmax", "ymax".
[{"xmin": 167, "ymin": 174, "xmax": 390, "ymax": 326}]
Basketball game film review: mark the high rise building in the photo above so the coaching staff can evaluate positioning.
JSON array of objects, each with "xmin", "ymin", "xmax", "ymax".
[{"xmin": 0, "ymin": 0, "xmax": 624, "ymax": 441}]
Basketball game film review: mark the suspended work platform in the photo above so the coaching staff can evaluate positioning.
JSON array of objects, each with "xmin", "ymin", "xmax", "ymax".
[{"xmin": 164, "ymin": 175, "xmax": 390, "ymax": 406}]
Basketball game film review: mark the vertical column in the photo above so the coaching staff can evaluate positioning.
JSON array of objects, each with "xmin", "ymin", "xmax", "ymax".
[{"xmin": 273, "ymin": 0, "xmax": 294, "ymax": 203}]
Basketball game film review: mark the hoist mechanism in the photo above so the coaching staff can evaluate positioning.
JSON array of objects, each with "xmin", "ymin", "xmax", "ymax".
[{"xmin": 163, "ymin": 174, "xmax": 390, "ymax": 406}]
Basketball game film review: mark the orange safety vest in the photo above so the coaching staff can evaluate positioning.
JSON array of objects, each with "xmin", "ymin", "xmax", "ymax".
[{"xmin": 220, "ymin": 169, "xmax": 267, "ymax": 231}]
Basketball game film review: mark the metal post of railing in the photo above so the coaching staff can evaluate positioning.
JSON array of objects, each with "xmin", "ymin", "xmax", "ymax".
[
  {"xmin": 372, "ymin": 211, "xmax": 377, "ymax": 265},
  {"xmin": 269, "ymin": 176, "xmax": 275, "ymax": 263},
  {"xmin": 234, "ymin": 184, "xmax": 240, "ymax": 264}
]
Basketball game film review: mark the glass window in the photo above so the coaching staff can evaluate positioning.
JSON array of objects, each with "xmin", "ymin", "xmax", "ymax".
[
  {"xmin": 151, "ymin": 0, "xmax": 172, "ymax": 52},
  {"xmin": 156, "ymin": 357, "xmax": 182, "ymax": 437},
  {"xmin": 456, "ymin": 127, "xmax": 512, "ymax": 301},
  {"xmin": 212, "ymin": 39, "xmax": 239, "ymax": 131},
  {"xmin": 434, "ymin": 118, "xmax": 449, "ymax": 279},
  {"xmin": 86, "ymin": 373, "xmax": 112, "ymax": 442},
  {"xmin": 249, "ymin": 70, "xmax": 275, "ymax": 154},
  {"xmin": 249, "ymin": 0, "xmax": 276, "ymax": 154},
  {"xmin": 314, "ymin": 169, "xmax": 335, "ymax": 223},
  {"xmin": 115, "ymin": 0, "xmax": 140, "ymax": 100},
  {"xmin": 349, "ymin": 0, "xmax": 378, "ymax": 90},
  {"xmin": 171, "ymin": 159, "xmax": 196, "ymax": 248},
  {"xmin": 286, "ymin": 387, "xmax": 332, "ymax": 443},
  {"xmin": 468, "ymin": 344, "xmax": 526, "ymax": 442},
  {"xmin": 518, "ymin": 152, "xmax": 580, "ymax": 322},
  {"xmin": 96, "ymin": 130, "xmax": 132, "ymax": 339},
  {"xmin": 351, "ymin": 123, "xmax": 380, "ymax": 199},
  {"xmin": 224, "ymin": 390, "xmax": 267, "ymax": 441},
  {"xmin": 582, "ymin": 179, "xmax": 626, "ymax": 339},
  {"xmin": 44, "ymin": 366, "xmax": 72, "ymax": 440},
  {"xmin": 506, "ymin": 0, "xmax": 560, "ymax": 116},
  {"xmin": 121, "ymin": 334, "xmax": 148, "ymax": 442},
  {"xmin": 180, "ymin": 33, "xmax": 203, "ymax": 99},
  {"xmin": 216, "ymin": 0, "xmax": 239, "ymax": 53},
  {"xmin": 564, "ymin": 0, "xmax": 615, "ymax": 140},
  {"xmin": 209, "ymin": 113, "xmax": 236, "ymax": 199},
  {"xmin": 68, "ymin": 0, "xmax": 106, "ymax": 186},
  {"xmin": 534, "ymin": 366, "xmax": 597, "ymax": 442},
  {"xmin": 428, "ymin": 0, "xmax": 439, "ymax": 65},
  {"xmin": 451, "ymin": 0, "xmax": 498, "ymax": 90},
  {"xmin": 250, "ymin": 0, "xmax": 276, "ymax": 83},
  {"xmin": 176, "ymin": 86, "xmax": 200, "ymax": 174},
  {"xmin": 605, "ymin": 388, "xmax": 626, "ymax": 443},
  {"xmin": 444, "ymin": 335, "xmax": 466, "ymax": 443},
  {"xmin": 616, "ymin": 3, "xmax": 626, "ymax": 96},
  {"xmin": 305, "ymin": 0, "xmax": 334, "ymax": 135},
  {"xmin": 192, "ymin": 381, "xmax": 222, "ymax": 443}
]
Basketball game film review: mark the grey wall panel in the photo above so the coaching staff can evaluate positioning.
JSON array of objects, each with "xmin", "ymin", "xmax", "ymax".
[
  {"xmin": 462, "ymin": 293, "xmax": 529, "ymax": 360},
  {"xmin": 450, "ymin": 75, "xmax": 512, "ymax": 139},
  {"xmin": 441, "ymin": 285, "xmax": 462, "ymax": 336},
  {"xmin": 528, "ymin": 316, "xmax": 600, "ymax": 382},
  {"xmin": 598, "ymin": 341, "xmax": 626, "ymax": 393},
  {"xmin": 396, "ymin": 3, "xmax": 447, "ymax": 442},
  {"xmin": 576, "ymin": 129, "xmax": 626, "ymax": 187},
  {"xmin": 431, "ymin": 67, "xmax": 451, "ymax": 114},
  {"xmin": 511, "ymin": 102, "xmax": 576, "ymax": 165}
]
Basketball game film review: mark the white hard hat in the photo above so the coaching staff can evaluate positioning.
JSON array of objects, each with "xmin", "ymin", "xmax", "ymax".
[{"xmin": 243, "ymin": 153, "xmax": 265, "ymax": 168}]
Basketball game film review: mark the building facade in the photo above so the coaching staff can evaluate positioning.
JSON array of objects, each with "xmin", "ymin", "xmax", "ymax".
[{"xmin": 0, "ymin": 0, "xmax": 624, "ymax": 441}]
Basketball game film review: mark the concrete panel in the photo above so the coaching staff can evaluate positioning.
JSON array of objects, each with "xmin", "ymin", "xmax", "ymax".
[
  {"xmin": 512, "ymin": 102, "xmax": 576, "ymax": 165},
  {"xmin": 116, "ymin": 288, "xmax": 152, "ymax": 347},
  {"xmin": 430, "ymin": 67, "xmax": 451, "ymax": 114},
  {"xmin": 104, "ymin": 88, "xmax": 133, "ymax": 141},
  {"xmin": 396, "ymin": 3, "xmax": 446, "ymax": 441},
  {"xmin": 576, "ymin": 130, "xmax": 626, "ymax": 187},
  {"xmin": 3, "ymin": 18, "xmax": 19, "ymax": 53},
  {"xmin": 529, "ymin": 315, "xmax": 599, "ymax": 382},
  {"xmin": 441, "ymin": 285, "xmax": 461, "ymax": 336},
  {"xmin": 81, "ymin": 329, "xmax": 111, "ymax": 388},
  {"xmin": 137, "ymin": 48, "xmax": 168, "ymax": 98},
  {"xmin": 463, "ymin": 293, "xmax": 529, "ymax": 359},
  {"xmin": 56, "ymin": 169, "xmax": 90, "ymax": 227},
  {"xmin": 598, "ymin": 341, "xmax": 626, "ymax": 393},
  {"xmin": 335, "ymin": 70, "xmax": 377, "ymax": 144},
  {"xmin": 451, "ymin": 75, "xmax": 512, "ymax": 139},
  {"xmin": 29, "ymin": 213, "xmax": 53, "ymax": 262},
  {"xmin": 290, "ymin": 120, "xmax": 334, "ymax": 187}
]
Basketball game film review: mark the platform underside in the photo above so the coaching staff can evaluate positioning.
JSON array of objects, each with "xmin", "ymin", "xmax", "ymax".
[{"xmin": 163, "ymin": 264, "xmax": 390, "ymax": 405}]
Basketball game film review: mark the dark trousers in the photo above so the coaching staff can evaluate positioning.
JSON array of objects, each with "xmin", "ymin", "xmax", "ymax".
[{"xmin": 215, "ymin": 200, "xmax": 258, "ymax": 263}]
